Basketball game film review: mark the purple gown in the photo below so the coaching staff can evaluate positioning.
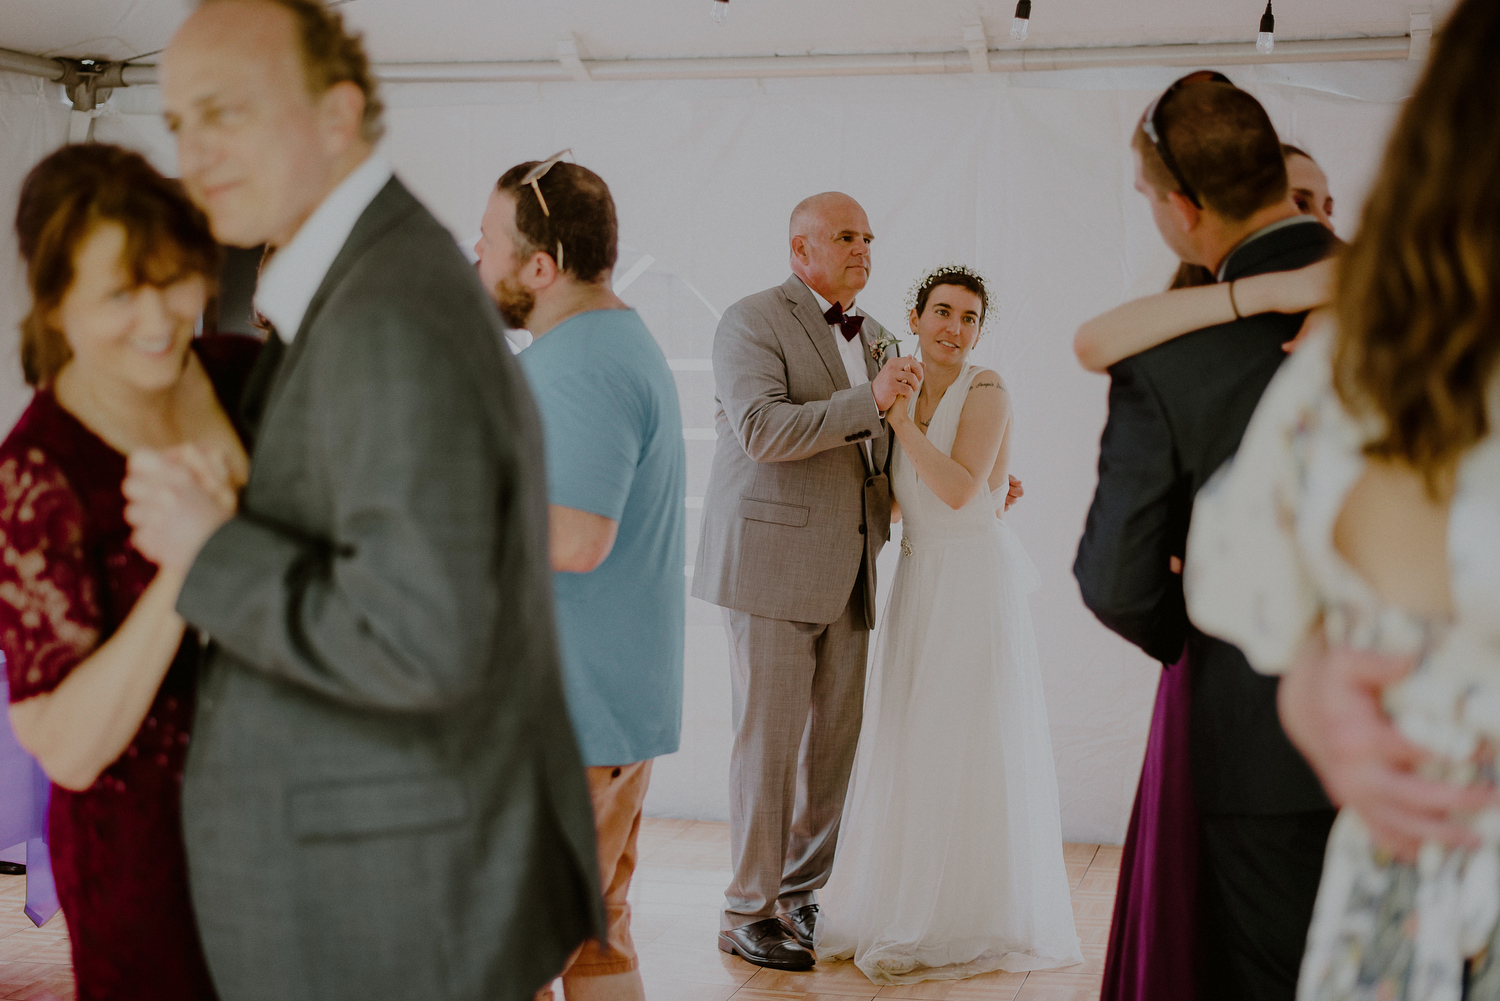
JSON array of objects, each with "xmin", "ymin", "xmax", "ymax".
[{"xmin": 1101, "ymin": 650, "xmax": 1201, "ymax": 1001}]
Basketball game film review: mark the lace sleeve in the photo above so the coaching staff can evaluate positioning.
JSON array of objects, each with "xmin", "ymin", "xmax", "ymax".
[
  {"xmin": 1183, "ymin": 330, "xmax": 1332, "ymax": 674},
  {"xmin": 0, "ymin": 447, "xmax": 102, "ymax": 701}
]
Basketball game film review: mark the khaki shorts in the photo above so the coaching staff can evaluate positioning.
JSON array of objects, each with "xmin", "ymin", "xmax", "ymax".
[{"xmin": 561, "ymin": 759, "xmax": 653, "ymax": 978}]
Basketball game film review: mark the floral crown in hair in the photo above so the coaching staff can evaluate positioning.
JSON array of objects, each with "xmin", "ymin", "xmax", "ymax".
[{"xmin": 905, "ymin": 263, "xmax": 992, "ymax": 331}]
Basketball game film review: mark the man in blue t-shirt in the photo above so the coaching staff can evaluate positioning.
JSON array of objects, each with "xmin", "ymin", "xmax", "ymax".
[{"xmin": 475, "ymin": 157, "xmax": 685, "ymax": 1001}]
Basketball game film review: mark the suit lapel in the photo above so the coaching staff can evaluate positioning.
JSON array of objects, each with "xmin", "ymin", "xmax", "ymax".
[
  {"xmin": 237, "ymin": 330, "xmax": 286, "ymax": 439},
  {"xmin": 253, "ymin": 179, "xmax": 419, "ymax": 435},
  {"xmin": 860, "ymin": 315, "xmax": 886, "ymax": 383},
  {"xmin": 781, "ymin": 275, "xmax": 850, "ymax": 392},
  {"xmin": 860, "ymin": 316, "xmax": 893, "ymax": 472}
]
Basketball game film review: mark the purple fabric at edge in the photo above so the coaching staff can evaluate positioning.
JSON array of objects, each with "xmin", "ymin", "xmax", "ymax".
[
  {"xmin": 0, "ymin": 669, "xmax": 58, "ymax": 927},
  {"xmin": 1100, "ymin": 649, "xmax": 1200, "ymax": 1001}
]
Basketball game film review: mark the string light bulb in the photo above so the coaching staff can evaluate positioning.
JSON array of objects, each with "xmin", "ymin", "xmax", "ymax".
[
  {"xmin": 1257, "ymin": 1, "xmax": 1275, "ymax": 54},
  {"xmin": 1010, "ymin": 0, "xmax": 1032, "ymax": 41},
  {"xmin": 710, "ymin": 0, "xmax": 729, "ymax": 24}
]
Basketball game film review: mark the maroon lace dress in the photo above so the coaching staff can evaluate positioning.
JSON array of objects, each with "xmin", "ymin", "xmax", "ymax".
[{"xmin": 0, "ymin": 335, "xmax": 260, "ymax": 1001}]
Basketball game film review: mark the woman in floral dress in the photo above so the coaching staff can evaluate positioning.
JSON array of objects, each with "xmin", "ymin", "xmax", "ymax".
[{"xmin": 1185, "ymin": 2, "xmax": 1500, "ymax": 996}]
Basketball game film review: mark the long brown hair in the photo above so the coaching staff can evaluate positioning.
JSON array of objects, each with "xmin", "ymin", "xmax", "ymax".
[
  {"xmin": 1333, "ymin": 0, "xmax": 1500, "ymax": 491},
  {"xmin": 15, "ymin": 144, "xmax": 219, "ymax": 387}
]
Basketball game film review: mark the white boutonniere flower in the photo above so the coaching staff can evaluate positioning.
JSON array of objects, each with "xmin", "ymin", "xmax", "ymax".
[{"xmin": 869, "ymin": 331, "xmax": 901, "ymax": 366}]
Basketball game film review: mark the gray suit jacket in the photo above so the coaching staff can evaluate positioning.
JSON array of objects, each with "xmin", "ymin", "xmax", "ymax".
[
  {"xmin": 176, "ymin": 178, "xmax": 604, "ymax": 1001},
  {"xmin": 692, "ymin": 275, "xmax": 894, "ymax": 626}
]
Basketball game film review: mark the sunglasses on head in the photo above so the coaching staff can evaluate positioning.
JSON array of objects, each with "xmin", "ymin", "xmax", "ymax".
[
  {"xmin": 1140, "ymin": 70, "xmax": 1234, "ymax": 209},
  {"xmin": 519, "ymin": 148, "xmax": 573, "ymax": 270}
]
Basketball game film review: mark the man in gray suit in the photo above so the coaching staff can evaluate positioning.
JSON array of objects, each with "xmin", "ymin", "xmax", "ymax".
[
  {"xmin": 122, "ymin": 2, "xmax": 603, "ymax": 998},
  {"xmin": 694, "ymin": 192, "xmax": 922, "ymax": 969}
]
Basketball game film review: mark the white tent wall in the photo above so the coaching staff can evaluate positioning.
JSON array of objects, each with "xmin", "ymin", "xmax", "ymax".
[{"xmin": 0, "ymin": 61, "xmax": 1409, "ymax": 845}]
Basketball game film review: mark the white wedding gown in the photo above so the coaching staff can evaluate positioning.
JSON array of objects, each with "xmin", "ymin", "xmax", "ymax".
[{"xmin": 816, "ymin": 363, "xmax": 1082, "ymax": 984}]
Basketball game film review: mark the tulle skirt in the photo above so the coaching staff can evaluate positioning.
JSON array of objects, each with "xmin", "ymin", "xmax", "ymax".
[{"xmin": 816, "ymin": 521, "xmax": 1082, "ymax": 984}]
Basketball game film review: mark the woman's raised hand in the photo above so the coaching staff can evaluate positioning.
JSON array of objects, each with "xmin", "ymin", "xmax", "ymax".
[{"xmin": 873, "ymin": 355, "xmax": 924, "ymax": 413}]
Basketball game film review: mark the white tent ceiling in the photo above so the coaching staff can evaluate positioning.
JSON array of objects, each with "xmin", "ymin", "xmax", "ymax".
[{"xmin": 2, "ymin": 0, "xmax": 1454, "ymax": 67}]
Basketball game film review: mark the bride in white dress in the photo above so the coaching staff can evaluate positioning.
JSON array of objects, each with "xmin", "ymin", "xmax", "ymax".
[{"xmin": 816, "ymin": 266, "xmax": 1082, "ymax": 984}]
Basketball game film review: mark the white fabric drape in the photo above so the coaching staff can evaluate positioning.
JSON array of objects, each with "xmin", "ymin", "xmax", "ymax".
[{"xmin": 0, "ymin": 61, "xmax": 1408, "ymax": 843}]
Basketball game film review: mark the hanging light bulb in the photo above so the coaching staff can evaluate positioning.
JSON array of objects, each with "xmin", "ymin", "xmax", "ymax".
[
  {"xmin": 1010, "ymin": 0, "xmax": 1032, "ymax": 41},
  {"xmin": 1257, "ymin": 1, "xmax": 1275, "ymax": 54},
  {"xmin": 710, "ymin": 0, "xmax": 729, "ymax": 24}
]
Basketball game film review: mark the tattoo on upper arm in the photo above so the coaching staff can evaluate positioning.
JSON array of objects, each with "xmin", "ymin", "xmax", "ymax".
[{"xmin": 969, "ymin": 381, "xmax": 1006, "ymax": 392}]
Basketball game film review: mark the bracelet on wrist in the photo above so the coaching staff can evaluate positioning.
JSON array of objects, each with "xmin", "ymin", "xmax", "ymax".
[{"xmin": 1228, "ymin": 279, "xmax": 1243, "ymax": 320}]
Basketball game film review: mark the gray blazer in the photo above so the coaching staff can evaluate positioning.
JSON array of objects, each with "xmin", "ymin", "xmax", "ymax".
[
  {"xmin": 176, "ymin": 179, "xmax": 604, "ymax": 1001},
  {"xmin": 692, "ymin": 275, "xmax": 894, "ymax": 626}
]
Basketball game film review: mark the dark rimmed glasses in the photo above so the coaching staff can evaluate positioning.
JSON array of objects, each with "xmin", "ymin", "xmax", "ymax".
[
  {"xmin": 1140, "ymin": 70, "xmax": 1233, "ymax": 208},
  {"xmin": 520, "ymin": 148, "xmax": 573, "ymax": 269}
]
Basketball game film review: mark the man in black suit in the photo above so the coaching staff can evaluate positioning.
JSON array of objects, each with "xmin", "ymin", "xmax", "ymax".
[{"xmin": 1074, "ymin": 75, "xmax": 1338, "ymax": 1001}]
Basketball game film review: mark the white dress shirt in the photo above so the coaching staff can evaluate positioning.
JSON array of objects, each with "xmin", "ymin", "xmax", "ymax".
[
  {"xmin": 255, "ymin": 152, "xmax": 394, "ymax": 342},
  {"xmin": 800, "ymin": 279, "xmax": 876, "ymax": 464},
  {"xmin": 802, "ymin": 280, "xmax": 872, "ymax": 391}
]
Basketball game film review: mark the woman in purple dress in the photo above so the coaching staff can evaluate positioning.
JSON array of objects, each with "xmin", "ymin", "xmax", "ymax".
[{"xmin": 2, "ymin": 143, "xmax": 260, "ymax": 1000}]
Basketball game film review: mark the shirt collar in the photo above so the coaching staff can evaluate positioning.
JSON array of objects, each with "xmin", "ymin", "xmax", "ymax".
[
  {"xmin": 1216, "ymin": 215, "xmax": 1323, "ymax": 282},
  {"xmin": 798, "ymin": 276, "xmax": 856, "ymax": 319},
  {"xmin": 255, "ymin": 152, "xmax": 393, "ymax": 342}
]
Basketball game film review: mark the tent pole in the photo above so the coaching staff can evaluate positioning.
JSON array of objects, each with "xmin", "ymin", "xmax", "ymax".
[
  {"xmin": 0, "ymin": 48, "xmax": 65, "ymax": 82},
  {"xmin": 2, "ymin": 34, "xmax": 1412, "ymax": 90}
]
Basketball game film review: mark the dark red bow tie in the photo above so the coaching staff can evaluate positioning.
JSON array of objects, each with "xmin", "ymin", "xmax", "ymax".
[{"xmin": 823, "ymin": 302, "xmax": 864, "ymax": 342}]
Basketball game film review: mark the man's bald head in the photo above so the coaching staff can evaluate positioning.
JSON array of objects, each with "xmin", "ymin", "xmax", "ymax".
[
  {"xmin": 788, "ymin": 192, "xmax": 873, "ymax": 307},
  {"xmin": 789, "ymin": 191, "xmax": 864, "ymax": 240}
]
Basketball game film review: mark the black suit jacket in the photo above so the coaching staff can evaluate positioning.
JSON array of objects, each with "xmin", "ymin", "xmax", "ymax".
[{"xmin": 1074, "ymin": 218, "xmax": 1337, "ymax": 816}]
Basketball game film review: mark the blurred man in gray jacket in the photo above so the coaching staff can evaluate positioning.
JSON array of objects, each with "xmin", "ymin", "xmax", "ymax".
[{"xmin": 124, "ymin": 2, "xmax": 603, "ymax": 998}]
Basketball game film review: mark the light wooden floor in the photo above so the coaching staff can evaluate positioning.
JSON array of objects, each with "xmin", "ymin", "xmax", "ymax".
[
  {"xmin": 0, "ymin": 818, "xmax": 1119, "ymax": 1001},
  {"xmin": 0, "ymin": 875, "xmax": 72, "ymax": 1001},
  {"xmin": 615, "ymin": 818, "xmax": 1116, "ymax": 1001}
]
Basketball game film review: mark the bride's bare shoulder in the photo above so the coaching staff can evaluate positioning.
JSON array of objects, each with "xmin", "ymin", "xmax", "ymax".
[
  {"xmin": 957, "ymin": 368, "xmax": 1010, "ymax": 432},
  {"xmin": 965, "ymin": 369, "xmax": 1009, "ymax": 411},
  {"xmin": 967, "ymin": 368, "xmax": 1006, "ymax": 394}
]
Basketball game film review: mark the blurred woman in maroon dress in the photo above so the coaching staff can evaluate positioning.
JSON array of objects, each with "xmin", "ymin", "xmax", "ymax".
[{"xmin": 2, "ymin": 143, "xmax": 260, "ymax": 1000}]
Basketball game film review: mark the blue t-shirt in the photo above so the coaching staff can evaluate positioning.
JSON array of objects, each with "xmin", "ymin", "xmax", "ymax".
[{"xmin": 519, "ymin": 309, "xmax": 686, "ymax": 767}]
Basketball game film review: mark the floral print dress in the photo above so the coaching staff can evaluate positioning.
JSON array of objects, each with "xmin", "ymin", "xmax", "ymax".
[{"xmin": 1184, "ymin": 327, "xmax": 1500, "ymax": 1001}]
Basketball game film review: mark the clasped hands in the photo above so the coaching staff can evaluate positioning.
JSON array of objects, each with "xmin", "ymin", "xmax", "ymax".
[
  {"xmin": 872, "ymin": 355, "xmax": 923, "ymax": 414},
  {"xmin": 871, "ymin": 356, "xmax": 1024, "ymax": 512},
  {"xmin": 122, "ymin": 445, "xmax": 240, "ymax": 573},
  {"xmin": 1280, "ymin": 634, "xmax": 1499, "ymax": 862}
]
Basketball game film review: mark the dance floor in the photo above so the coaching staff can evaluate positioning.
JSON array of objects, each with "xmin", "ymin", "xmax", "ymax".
[{"xmin": 0, "ymin": 818, "xmax": 1117, "ymax": 1001}]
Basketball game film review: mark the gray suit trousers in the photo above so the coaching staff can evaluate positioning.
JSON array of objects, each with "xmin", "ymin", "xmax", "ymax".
[{"xmin": 721, "ymin": 571, "xmax": 868, "ymax": 930}]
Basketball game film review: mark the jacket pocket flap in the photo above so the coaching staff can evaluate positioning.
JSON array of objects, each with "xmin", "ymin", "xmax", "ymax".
[
  {"xmin": 289, "ymin": 775, "xmax": 469, "ymax": 841},
  {"xmin": 738, "ymin": 498, "xmax": 809, "ymax": 527}
]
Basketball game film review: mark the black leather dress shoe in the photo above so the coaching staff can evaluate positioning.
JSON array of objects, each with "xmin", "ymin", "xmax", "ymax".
[
  {"xmin": 779, "ymin": 904, "xmax": 818, "ymax": 949},
  {"xmin": 717, "ymin": 917, "xmax": 815, "ymax": 970}
]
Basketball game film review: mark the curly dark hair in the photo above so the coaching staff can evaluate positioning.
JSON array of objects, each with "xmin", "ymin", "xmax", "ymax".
[
  {"xmin": 908, "ymin": 265, "xmax": 990, "ymax": 327},
  {"xmin": 1332, "ymin": 0, "xmax": 1500, "ymax": 493},
  {"xmin": 15, "ymin": 143, "xmax": 220, "ymax": 387}
]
